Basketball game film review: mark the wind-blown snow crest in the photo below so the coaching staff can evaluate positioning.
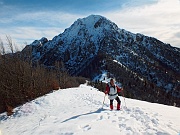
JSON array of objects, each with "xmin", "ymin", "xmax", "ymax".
[{"xmin": 0, "ymin": 84, "xmax": 179, "ymax": 135}]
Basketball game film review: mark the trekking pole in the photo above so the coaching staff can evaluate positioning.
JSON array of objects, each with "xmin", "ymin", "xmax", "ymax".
[
  {"xmin": 123, "ymin": 96, "xmax": 127, "ymax": 108},
  {"xmin": 122, "ymin": 88, "xmax": 127, "ymax": 108},
  {"xmin": 102, "ymin": 94, "xmax": 106, "ymax": 108}
]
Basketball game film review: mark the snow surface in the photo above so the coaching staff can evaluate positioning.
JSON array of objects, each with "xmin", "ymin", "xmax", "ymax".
[{"xmin": 0, "ymin": 84, "xmax": 180, "ymax": 135}]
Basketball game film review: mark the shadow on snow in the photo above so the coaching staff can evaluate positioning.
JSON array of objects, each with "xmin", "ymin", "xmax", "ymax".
[{"xmin": 61, "ymin": 108, "xmax": 107, "ymax": 123}]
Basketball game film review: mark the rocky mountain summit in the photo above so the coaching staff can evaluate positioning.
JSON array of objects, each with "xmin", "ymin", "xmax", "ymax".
[{"xmin": 22, "ymin": 15, "xmax": 180, "ymax": 107}]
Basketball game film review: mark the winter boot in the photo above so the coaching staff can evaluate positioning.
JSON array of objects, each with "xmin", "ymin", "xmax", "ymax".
[
  {"xmin": 117, "ymin": 104, "xmax": 120, "ymax": 110},
  {"xmin": 110, "ymin": 105, "xmax": 113, "ymax": 110}
]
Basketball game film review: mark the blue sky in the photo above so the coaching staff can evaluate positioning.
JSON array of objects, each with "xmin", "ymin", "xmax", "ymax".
[{"xmin": 0, "ymin": 0, "xmax": 180, "ymax": 50}]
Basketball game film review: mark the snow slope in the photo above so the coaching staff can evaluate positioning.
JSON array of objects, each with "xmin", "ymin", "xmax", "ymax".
[{"xmin": 0, "ymin": 84, "xmax": 180, "ymax": 135}]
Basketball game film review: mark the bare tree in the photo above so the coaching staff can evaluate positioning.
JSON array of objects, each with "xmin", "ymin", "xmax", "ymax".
[
  {"xmin": 0, "ymin": 38, "xmax": 5, "ymax": 55},
  {"xmin": 0, "ymin": 36, "xmax": 87, "ymax": 115},
  {"xmin": 6, "ymin": 35, "xmax": 14, "ymax": 53}
]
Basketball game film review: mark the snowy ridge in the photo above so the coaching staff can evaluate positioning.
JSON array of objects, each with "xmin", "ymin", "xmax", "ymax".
[{"xmin": 0, "ymin": 85, "xmax": 180, "ymax": 135}]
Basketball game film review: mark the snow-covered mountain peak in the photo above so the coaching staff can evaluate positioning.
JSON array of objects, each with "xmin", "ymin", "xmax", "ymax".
[
  {"xmin": 75, "ymin": 14, "xmax": 116, "ymax": 29},
  {"xmin": 77, "ymin": 14, "xmax": 105, "ymax": 26},
  {"xmin": 23, "ymin": 15, "xmax": 180, "ymax": 107},
  {"xmin": 59, "ymin": 15, "xmax": 119, "ymax": 42}
]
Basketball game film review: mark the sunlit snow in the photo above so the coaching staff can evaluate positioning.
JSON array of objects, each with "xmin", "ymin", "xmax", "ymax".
[{"xmin": 0, "ymin": 84, "xmax": 180, "ymax": 135}]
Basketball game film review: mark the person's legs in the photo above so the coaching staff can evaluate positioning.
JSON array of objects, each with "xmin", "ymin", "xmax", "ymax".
[
  {"xmin": 115, "ymin": 96, "xmax": 121, "ymax": 110},
  {"xmin": 110, "ymin": 99, "xmax": 114, "ymax": 110}
]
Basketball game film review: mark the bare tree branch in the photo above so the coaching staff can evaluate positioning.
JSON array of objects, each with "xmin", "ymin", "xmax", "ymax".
[
  {"xmin": 6, "ymin": 35, "xmax": 14, "ymax": 53},
  {"xmin": 0, "ymin": 37, "xmax": 5, "ymax": 55}
]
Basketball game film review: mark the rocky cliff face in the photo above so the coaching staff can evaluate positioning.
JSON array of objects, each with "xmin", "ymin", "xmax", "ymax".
[{"xmin": 22, "ymin": 15, "xmax": 180, "ymax": 106}]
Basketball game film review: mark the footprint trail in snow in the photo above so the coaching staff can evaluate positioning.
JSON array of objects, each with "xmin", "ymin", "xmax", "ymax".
[{"xmin": 0, "ymin": 84, "xmax": 180, "ymax": 135}]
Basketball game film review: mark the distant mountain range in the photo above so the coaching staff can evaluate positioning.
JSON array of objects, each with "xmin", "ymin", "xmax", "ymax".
[{"xmin": 22, "ymin": 15, "xmax": 180, "ymax": 107}]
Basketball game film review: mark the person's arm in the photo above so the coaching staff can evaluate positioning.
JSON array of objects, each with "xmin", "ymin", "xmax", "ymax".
[
  {"xmin": 116, "ymin": 85, "xmax": 123, "ymax": 93},
  {"xmin": 104, "ymin": 84, "xmax": 110, "ymax": 94}
]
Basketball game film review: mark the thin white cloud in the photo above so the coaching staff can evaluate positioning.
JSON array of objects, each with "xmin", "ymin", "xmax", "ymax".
[
  {"xmin": 0, "ymin": 26, "xmax": 64, "ymax": 51},
  {"xmin": 104, "ymin": 0, "xmax": 180, "ymax": 48},
  {"xmin": 0, "ymin": 0, "xmax": 180, "ymax": 50},
  {"xmin": 0, "ymin": 11, "xmax": 83, "ymax": 50},
  {"xmin": 0, "ymin": 10, "xmax": 81, "ymax": 27}
]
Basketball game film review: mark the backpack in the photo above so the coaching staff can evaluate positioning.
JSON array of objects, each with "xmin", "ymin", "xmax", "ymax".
[{"xmin": 108, "ymin": 83, "xmax": 118, "ymax": 96}]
